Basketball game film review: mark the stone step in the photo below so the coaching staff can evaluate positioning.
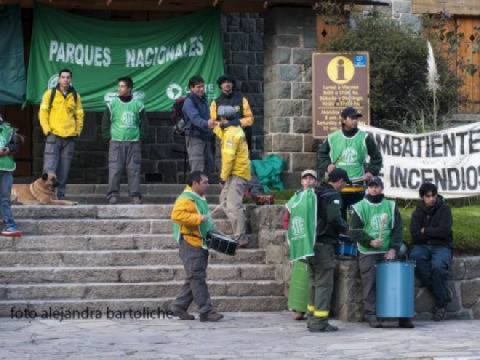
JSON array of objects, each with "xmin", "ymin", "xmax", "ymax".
[
  {"xmin": 1, "ymin": 280, "xmax": 285, "ymax": 300},
  {"xmin": 15, "ymin": 219, "xmax": 232, "ymax": 236},
  {"xmin": 0, "ymin": 264, "xmax": 276, "ymax": 284},
  {"xmin": 0, "ymin": 249, "xmax": 266, "ymax": 267},
  {"xmin": 12, "ymin": 204, "xmax": 226, "ymax": 219},
  {"xmin": 64, "ymin": 184, "xmax": 222, "ymax": 195},
  {"xmin": 0, "ymin": 235, "xmax": 180, "ymax": 251},
  {"xmin": 66, "ymin": 195, "xmax": 220, "ymax": 205},
  {"xmin": 1, "ymin": 296, "xmax": 288, "ymax": 316}
]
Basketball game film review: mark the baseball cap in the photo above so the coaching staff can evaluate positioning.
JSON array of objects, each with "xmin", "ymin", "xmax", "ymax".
[
  {"xmin": 341, "ymin": 107, "xmax": 363, "ymax": 119},
  {"xmin": 301, "ymin": 169, "xmax": 317, "ymax": 179},
  {"xmin": 328, "ymin": 168, "xmax": 350, "ymax": 183},
  {"xmin": 368, "ymin": 176, "xmax": 384, "ymax": 188}
]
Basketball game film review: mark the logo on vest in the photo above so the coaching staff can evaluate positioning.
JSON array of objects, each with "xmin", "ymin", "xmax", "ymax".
[
  {"xmin": 121, "ymin": 111, "xmax": 136, "ymax": 128},
  {"xmin": 291, "ymin": 216, "xmax": 306, "ymax": 238},
  {"xmin": 370, "ymin": 213, "xmax": 388, "ymax": 233},
  {"xmin": 339, "ymin": 147, "xmax": 358, "ymax": 165}
]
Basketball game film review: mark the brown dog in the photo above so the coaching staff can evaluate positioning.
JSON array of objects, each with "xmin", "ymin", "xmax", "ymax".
[{"xmin": 11, "ymin": 173, "xmax": 78, "ymax": 205}]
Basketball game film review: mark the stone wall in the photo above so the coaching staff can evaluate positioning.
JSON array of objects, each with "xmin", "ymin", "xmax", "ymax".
[
  {"xmin": 31, "ymin": 12, "xmax": 264, "ymax": 184},
  {"xmin": 251, "ymin": 205, "xmax": 480, "ymax": 321},
  {"xmin": 263, "ymin": 7, "xmax": 318, "ymax": 189}
]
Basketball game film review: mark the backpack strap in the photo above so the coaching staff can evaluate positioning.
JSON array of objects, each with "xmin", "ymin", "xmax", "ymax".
[{"xmin": 48, "ymin": 87, "xmax": 57, "ymax": 112}]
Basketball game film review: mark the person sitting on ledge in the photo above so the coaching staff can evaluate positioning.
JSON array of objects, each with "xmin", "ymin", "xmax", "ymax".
[{"xmin": 409, "ymin": 182, "xmax": 453, "ymax": 321}]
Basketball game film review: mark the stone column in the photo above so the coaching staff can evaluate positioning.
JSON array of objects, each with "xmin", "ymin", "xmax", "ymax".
[{"xmin": 263, "ymin": 7, "xmax": 317, "ymax": 188}]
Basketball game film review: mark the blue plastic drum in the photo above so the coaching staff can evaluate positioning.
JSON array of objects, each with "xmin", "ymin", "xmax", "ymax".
[{"xmin": 376, "ymin": 260, "xmax": 415, "ymax": 318}]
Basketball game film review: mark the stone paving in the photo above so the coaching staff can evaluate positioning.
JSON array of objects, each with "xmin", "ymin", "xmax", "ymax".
[{"xmin": 1, "ymin": 312, "xmax": 479, "ymax": 360}]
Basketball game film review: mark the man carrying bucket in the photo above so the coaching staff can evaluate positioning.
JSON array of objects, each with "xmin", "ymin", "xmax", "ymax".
[
  {"xmin": 350, "ymin": 177, "xmax": 414, "ymax": 328},
  {"xmin": 283, "ymin": 169, "xmax": 318, "ymax": 321},
  {"xmin": 169, "ymin": 171, "xmax": 224, "ymax": 322},
  {"xmin": 317, "ymin": 107, "xmax": 382, "ymax": 219}
]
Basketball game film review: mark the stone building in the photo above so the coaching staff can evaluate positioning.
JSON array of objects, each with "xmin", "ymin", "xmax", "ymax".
[{"xmin": 3, "ymin": 0, "xmax": 479, "ymax": 187}]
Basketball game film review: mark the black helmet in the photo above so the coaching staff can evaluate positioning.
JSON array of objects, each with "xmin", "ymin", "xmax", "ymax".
[{"xmin": 217, "ymin": 74, "xmax": 235, "ymax": 88}]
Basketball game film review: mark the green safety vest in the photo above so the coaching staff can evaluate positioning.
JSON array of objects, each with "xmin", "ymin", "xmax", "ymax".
[
  {"xmin": 352, "ymin": 198, "xmax": 395, "ymax": 254},
  {"xmin": 107, "ymin": 97, "xmax": 144, "ymax": 141},
  {"xmin": 328, "ymin": 129, "xmax": 368, "ymax": 182},
  {"xmin": 172, "ymin": 190, "xmax": 213, "ymax": 249},
  {"xmin": 285, "ymin": 188, "xmax": 317, "ymax": 261},
  {"xmin": 0, "ymin": 123, "xmax": 16, "ymax": 172}
]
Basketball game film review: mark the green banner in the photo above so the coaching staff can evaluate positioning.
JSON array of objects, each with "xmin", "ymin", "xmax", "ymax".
[
  {"xmin": 0, "ymin": 5, "xmax": 26, "ymax": 105},
  {"xmin": 26, "ymin": 5, "xmax": 224, "ymax": 111}
]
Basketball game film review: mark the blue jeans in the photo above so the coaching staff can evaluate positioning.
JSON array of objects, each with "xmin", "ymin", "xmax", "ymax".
[
  {"xmin": 0, "ymin": 171, "xmax": 16, "ymax": 231},
  {"xmin": 409, "ymin": 244, "xmax": 452, "ymax": 307}
]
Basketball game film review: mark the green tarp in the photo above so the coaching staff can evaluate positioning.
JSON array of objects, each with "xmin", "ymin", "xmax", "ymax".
[
  {"xmin": 26, "ymin": 4, "xmax": 224, "ymax": 111},
  {"xmin": 251, "ymin": 155, "xmax": 286, "ymax": 193},
  {"xmin": 0, "ymin": 5, "xmax": 26, "ymax": 105}
]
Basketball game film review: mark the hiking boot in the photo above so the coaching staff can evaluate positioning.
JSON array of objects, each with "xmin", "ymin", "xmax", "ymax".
[
  {"xmin": 108, "ymin": 196, "xmax": 118, "ymax": 205},
  {"xmin": 0, "ymin": 228, "xmax": 22, "ymax": 237},
  {"xmin": 169, "ymin": 305, "xmax": 195, "ymax": 320},
  {"xmin": 199, "ymin": 311, "xmax": 224, "ymax": 322},
  {"xmin": 132, "ymin": 196, "xmax": 142, "ymax": 205},
  {"xmin": 398, "ymin": 318, "xmax": 415, "ymax": 328},
  {"xmin": 308, "ymin": 323, "xmax": 338, "ymax": 332},
  {"xmin": 368, "ymin": 317, "xmax": 383, "ymax": 328},
  {"xmin": 433, "ymin": 306, "xmax": 447, "ymax": 321}
]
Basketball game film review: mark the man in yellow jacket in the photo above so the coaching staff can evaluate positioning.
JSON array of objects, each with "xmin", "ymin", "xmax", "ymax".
[
  {"xmin": 169, "ymin": 171, "xmax": 224, "ymax": 322},
  {"xmin": 213, "ymin": 117, "xmax": 251, "ymax": 248},
  {"xmin": 38, "ymin": 68, "xmax": 84, "ymax": 199}
]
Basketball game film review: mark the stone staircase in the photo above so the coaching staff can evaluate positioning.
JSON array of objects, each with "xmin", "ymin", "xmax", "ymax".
[{"xmin": 0, "ymin": 185, "xmax": 287, "ymax": 316}]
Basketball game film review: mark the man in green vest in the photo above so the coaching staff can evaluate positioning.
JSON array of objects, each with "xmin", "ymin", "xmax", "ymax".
[
  {"xmin": 307, "ymin": 168, "xmax": 349, "ymax": 332},
  {"xmin": 169, "ymin": 171, "xmax": 223, "ymax": 322},
  {"xmin": 317, "ymin": 107, "xmax": 382, "ymax": 219},
  {"xmin": 350, "ymin": 176, "xmax": 414, "ymax": 329},
  {"xmin": 0, "ymin": 114, "xmax": 21, "ymax": 237},
  {"xmin": 102, "ymin": 76, "xmax": 147, "ymax": 205}
]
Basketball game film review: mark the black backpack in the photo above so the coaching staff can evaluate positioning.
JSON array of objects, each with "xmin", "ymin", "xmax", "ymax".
[{"xmin": 171, "ymin": 96, "xmax": 187, "ymax": 136}]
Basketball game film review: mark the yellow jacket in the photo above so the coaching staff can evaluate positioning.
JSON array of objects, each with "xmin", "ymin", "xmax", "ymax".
[
  {"xmin": 39, "ymin": 88, "xmax": 84, "ymax": 137},
  {"xmin": 213, "ymin": 125, "xmax": 251, "ymax": 182},
  {"xmin": 210, "ymin": 96, "xmax": 254, "ymax": 127},
  {"xmin": 171, "ymin": 186, "xmax": 204, "ymax": 248}
]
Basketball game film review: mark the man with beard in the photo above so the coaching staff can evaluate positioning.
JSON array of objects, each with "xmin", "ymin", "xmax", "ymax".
[
  {"xmin": 317, "ymin": 107, "xmax": 382, "ymax": 219},
  {"xmin": 409, "ymin": 183, "xmax": 453, "ymax": 321}
]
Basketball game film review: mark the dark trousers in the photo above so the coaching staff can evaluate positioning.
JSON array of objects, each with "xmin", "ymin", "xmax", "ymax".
[
  {"xmin": 306, "ymin": 243, "xmax": 335, "ymax": 329},
  {"xmin": 410, "ymin": 244, "xmax": 452, "ymax": 308},
  {"xmin": 0, "ymin": 171, "xmax": 16, "ymax": 231},
  {"xmin": 107, "ymin": 141, "xmax": 142, "ymax": 199},
  {"xmin": 341, "ymin": 190, "xmax": 365, "ymax": 220},
  {"xmin": 173, "ymin": 237, "xmax": 213, "ymax": 315},
  {"xmin": 43, "ymin": 134, "xmax": 75, "ymax": 198},
  {"xmin": 358, "ymin": 253, "xmax": 384, "ymax": 319}
]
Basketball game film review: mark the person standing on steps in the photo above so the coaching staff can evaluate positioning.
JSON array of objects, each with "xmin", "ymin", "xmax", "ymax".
[
  {"xmin": 102, "ymin": 76, "xmax": 146, "ymax": 205},
  {"xmin": 39, "ymin": 68, "xmax": 84, "ymax": 200},
  {"xmin": 169, "ymin": 171, "xmax": 224, "ymax": 322}
]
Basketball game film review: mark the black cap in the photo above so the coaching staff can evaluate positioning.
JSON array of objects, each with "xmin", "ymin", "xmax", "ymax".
[
  {"xmin": 328, "ymin": 168, "xmax": 350, "ymax": 183},
  {"xmin": 341, "ymin": 107, "xmax": 363, "ymax": 119},
  {"xmin": 217, "ymin": 75, "xmax": 235, "ymax": 88},
  {"xmin": 368, "ymin": 176, "xmax": 384, "ymax": 188}
]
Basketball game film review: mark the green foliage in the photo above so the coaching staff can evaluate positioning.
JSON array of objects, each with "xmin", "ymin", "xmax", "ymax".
[
  {"xmin": 324, "ymin": 13, "xmax": 461, "ymax": 132},
  {"xmin": 400, "ymin": 205, "xmax": 480, "ymax": 254}
]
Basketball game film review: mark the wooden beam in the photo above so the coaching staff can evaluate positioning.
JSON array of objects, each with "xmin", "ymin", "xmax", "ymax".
[{"xmin": 412, "ymin": 0, "xmax": 480, "ymax": 16}]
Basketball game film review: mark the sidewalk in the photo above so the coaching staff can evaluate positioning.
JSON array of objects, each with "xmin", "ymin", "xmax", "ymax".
[{"xmin": 1, "ymin": 312, "xmax": 479, "ymax": 359}]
